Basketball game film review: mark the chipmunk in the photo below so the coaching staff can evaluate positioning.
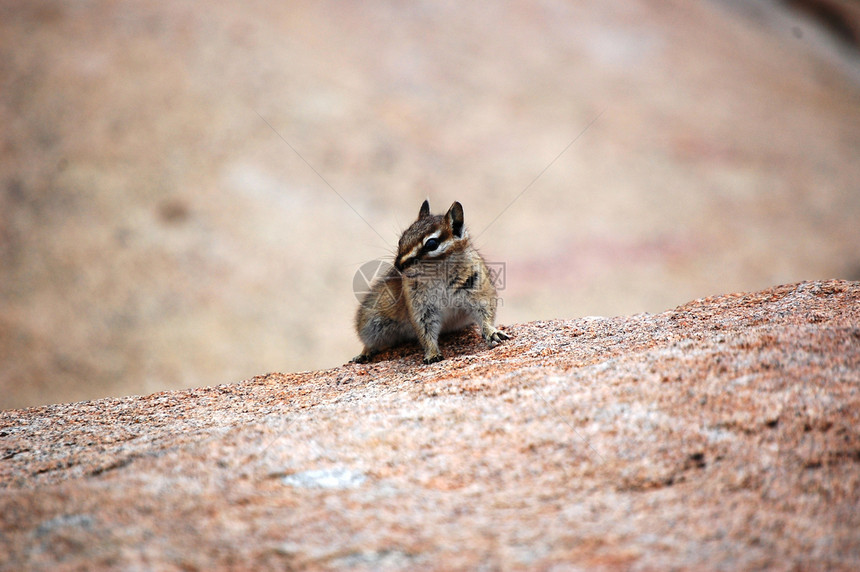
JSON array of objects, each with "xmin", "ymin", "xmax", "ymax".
[{"xmin": 352, "ymin": 200, "xmax": 509, "ymax": 364}]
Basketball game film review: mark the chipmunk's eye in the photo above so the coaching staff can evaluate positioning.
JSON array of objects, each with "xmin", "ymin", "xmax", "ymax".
[{"xmin": 423, "ymin": 238, "xmax": 440, "ymax": 251}]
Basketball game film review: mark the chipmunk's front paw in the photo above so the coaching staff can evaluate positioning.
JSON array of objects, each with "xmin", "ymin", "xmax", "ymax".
[
  {"xmin": 350, "ymin": 350, "xmax": 376, "ymax": 364},
  {"xmin": 484, "ymin": 329, "xmax": 511, "ymax": 348},
  {"xmin": 484, "ymin": 328, "xmax": 511, "ymax": 347},
  {"xmin": 423, "ymin": 353, "xmax": 444, "ymax": 365}
]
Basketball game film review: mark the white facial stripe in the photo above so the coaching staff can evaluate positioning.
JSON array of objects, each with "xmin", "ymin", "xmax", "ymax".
[
  {"xmin": 425, "ymin": 238, "xmax": 452, "ymax": 257},
  {"xmin": 423, "ymin": 230, "xmax": 442, "ymax": 245},
  {"xmin": 400, "ymin": 228, "xmax": 461, "ymax": 264},
  {"xmin": 403, "ymin": 243, "xmax": 421, "ymax": 263}
]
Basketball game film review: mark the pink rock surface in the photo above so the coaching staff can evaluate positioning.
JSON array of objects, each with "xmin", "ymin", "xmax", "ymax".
[{"xmin": 2, "ymin": 281, "xmax": 858, "ymax": 569}]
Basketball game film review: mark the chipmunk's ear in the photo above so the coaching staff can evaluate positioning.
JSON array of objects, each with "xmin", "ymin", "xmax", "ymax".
[
  {"xmin": 418, "ymin": 200, "xmax": 431, "ymax": 219},
  {"xmin": 447, "ymin": 201, "xmax": 464, "ymax": 238}
]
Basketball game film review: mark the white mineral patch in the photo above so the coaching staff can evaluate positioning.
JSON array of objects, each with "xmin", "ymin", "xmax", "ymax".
[{"xmin": 281, "ymin": 468, "xmax": 367, "ymax": 490}]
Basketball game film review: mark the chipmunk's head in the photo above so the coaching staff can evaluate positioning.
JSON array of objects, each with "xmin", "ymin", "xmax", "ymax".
[{"xmin": 395, "ymin": 200, "xmax": 468, "ymax": 273}]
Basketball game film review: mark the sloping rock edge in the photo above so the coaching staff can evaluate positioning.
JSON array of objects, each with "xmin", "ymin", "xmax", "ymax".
[{"xmin": 1, "ymin": 280, "xmax": 858, "ymax": 570}]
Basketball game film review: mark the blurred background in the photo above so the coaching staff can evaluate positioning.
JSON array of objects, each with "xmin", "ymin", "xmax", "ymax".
[{"xmin": 1, "ymin": 0, "xmax": 858, "ymax": 409}]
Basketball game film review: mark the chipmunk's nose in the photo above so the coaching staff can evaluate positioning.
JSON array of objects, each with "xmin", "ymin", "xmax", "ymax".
[{"xmin": 395, "ymin": 256, "xmax": 414, "ymax": 272}]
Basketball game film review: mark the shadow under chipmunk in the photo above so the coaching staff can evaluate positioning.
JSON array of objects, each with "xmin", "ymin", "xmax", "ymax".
[{"xmin": 350, "ymin": 324, "xmax": 513, "ymax": 367}]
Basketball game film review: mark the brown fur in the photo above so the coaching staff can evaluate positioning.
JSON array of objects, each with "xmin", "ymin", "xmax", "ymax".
[{"xmin": 352, "ymin": 200, "xmax": 509, "ymax": 364}]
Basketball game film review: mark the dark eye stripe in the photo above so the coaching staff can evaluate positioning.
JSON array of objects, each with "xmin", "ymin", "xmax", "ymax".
[{"xmin": 395, "ymin": 254, "xmax": 416, "ymax": 271}]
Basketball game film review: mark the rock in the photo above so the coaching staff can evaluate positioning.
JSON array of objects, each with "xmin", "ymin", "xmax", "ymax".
[{"xmin": 2, "ymin": 280, "xmax": 858, "ymax": 569}]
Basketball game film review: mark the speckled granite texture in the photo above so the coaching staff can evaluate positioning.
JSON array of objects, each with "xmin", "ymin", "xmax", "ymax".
[{"xmin": 1, "ymin": 281, "xmax": 859, "ymax": 570}]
